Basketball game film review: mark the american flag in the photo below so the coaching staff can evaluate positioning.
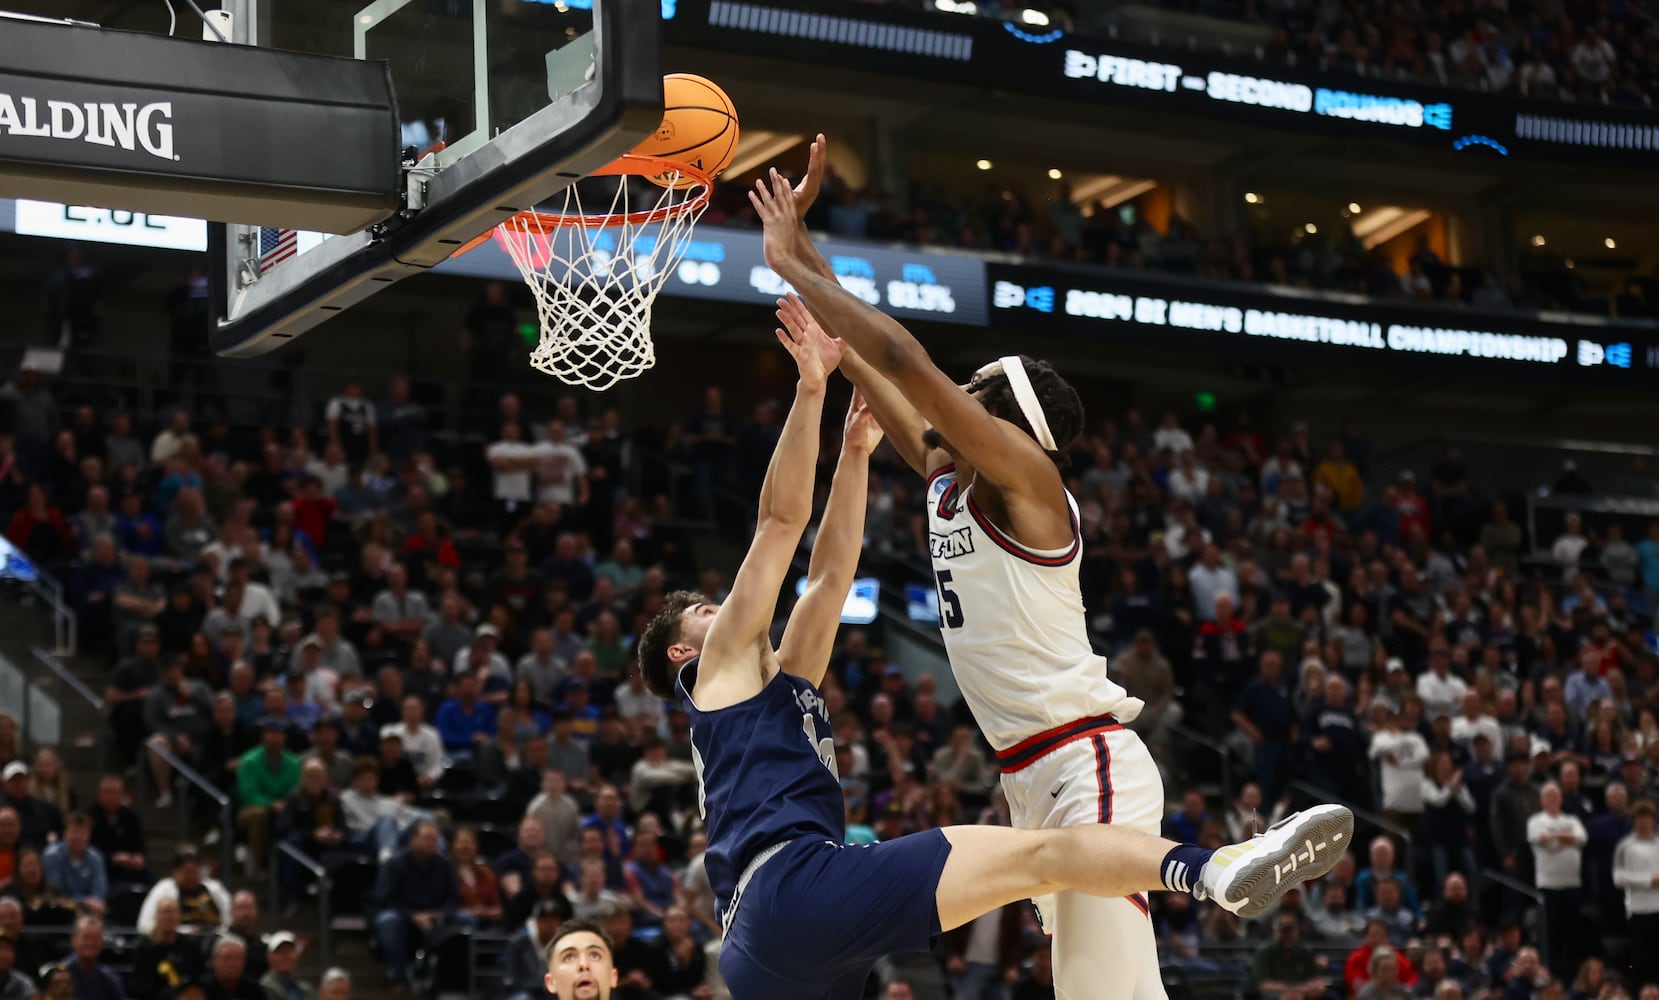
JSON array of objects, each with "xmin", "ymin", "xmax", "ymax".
[{"xmin": 258, "ymin": 227, "xmax": 298, "ymax": 273}]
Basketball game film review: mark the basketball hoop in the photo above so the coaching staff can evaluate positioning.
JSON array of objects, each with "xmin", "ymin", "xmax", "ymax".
[{"xmin": 455, "ymin": 153, "xmax": 713, "ymax": 390}]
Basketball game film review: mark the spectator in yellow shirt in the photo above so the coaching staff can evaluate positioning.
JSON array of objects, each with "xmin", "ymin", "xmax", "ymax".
[{"xmin": 1314, "ymin": 442, "xmax": 1365, "ymax": 512}]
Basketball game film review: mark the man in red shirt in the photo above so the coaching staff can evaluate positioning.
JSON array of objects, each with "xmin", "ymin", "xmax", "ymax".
[
  {"xmin": 1344, "ymin": 918, "xmax": 1419, "ymax": 993},
  {"xmin": 292, "ymin": 476, "xmax": 335, "ymax": 548}
]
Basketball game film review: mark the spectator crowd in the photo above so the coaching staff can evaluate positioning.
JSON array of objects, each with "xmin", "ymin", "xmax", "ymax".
[{"xmin": 0, "ymin": 331, "xmax": 1657, "ymax": 1000}]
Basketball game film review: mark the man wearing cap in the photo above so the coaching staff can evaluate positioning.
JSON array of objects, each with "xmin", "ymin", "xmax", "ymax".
[
  {"xmin": 258, "ymin": 932, "xmax": 316, "ymax": 1000},
  {"xmin": 236, "ymin": 720, "xmax": 301, "ymax": 879},
  {"xmin": 1251, "ymin": 913, "xmax": 1327, "ymax": 1000},
  {"xmin": 559, "ymin": 682, "xmax": 601, "ymax": 748},
  {"xmin": 316, "ymin": 969, "xmax": 349, "ymax": 1000},
  {"xmin": 0, "ymin": 761, "xmax": 60, "ymax": 848},
  {"xmin": 452, "ymin": 623, "xmax": 512, "ymax": 681},
  {"xmin": 1613, "ymin": 799, "xmax": 1659, "ymax": 988},
  {"xmin": 505, "ymin": 900, "xmax": 566, "ymax": 1000}
]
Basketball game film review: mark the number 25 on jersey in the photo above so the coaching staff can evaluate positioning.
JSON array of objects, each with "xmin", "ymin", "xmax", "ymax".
[{"xmin": 935, "ymin": 570, "xmax": 964, "ymax": 629}]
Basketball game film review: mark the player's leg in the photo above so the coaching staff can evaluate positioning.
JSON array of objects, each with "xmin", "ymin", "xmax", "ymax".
[
  {"xmin": 1045, "ymin": 730, "xmax": 1169, "ymax": 1000},
  {"xmin": 935, "ymin": 804, "xmax": 1354, "ymax": 931},
  {"xmin": 934, "ymin": 822, "xmax": 1167, "ymax": 930},
  {"xmin": 1050, "ymin": 893, "xmax": 1164, "ymax": 1000}
]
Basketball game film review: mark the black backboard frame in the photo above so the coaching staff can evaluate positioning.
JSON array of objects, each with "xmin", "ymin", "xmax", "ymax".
[{"xmin": 209, "ymin": 0, "xmax": 663, "ymax": 358}]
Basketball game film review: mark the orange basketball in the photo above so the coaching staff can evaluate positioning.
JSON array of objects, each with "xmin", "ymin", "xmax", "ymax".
[{"xmin": 633, "ymin": 73, "xmax": 740, "ymax": 189}]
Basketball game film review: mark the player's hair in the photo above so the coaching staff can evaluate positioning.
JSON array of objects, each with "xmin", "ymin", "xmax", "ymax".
[
  {"xmin": 545, "ymin": 918, "xmax": 614, "ymax": 969},
  {"xmin": 637, "ymin": 590, "xmax": 702, "ymax": 699},
  {"xmin": 927, "ymin": 355, "xmax": 1083, "ymax": 467}
]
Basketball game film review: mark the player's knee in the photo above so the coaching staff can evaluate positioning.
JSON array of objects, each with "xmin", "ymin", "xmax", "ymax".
[{"xmin": 1027, "ymin": 828, "xmax": 1072, "ymax": 881}]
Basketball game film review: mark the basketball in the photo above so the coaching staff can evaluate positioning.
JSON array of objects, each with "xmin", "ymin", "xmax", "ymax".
[{"xmin": 633, "ymin": 73, "xmax": 740, "ymax": 189}]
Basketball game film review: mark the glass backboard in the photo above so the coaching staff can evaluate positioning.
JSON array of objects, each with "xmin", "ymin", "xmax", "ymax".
[{"xmin": 210, "ymin": 0, "xmax": 663, "ymax": 358}]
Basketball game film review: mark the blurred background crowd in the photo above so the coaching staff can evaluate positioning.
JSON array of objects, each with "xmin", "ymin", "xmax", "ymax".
[{"xmin": 0, "ymin": 334, "xmax": 1657, "ymax": 1000}]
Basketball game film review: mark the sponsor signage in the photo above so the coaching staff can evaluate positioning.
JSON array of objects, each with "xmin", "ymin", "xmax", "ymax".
[{"xmin": 0, "ymin": 17, "xmax": 398, "ymax": 231}]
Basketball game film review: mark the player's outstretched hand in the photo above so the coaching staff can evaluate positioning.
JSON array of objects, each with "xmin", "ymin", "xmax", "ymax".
[
  {"xmin": 777, "ymin": 292, "xmax": 844, "ymax": 377},
  {"xmin": 751, "ymin": 167, "xmax": 801, "ymax": 272},
  {"xmin": 775, "ymin": 292, "xmax": 838, "ymax": 391},
  {"xmin": 792, "ymin": 133, "xmax": 828, "ymax": 220},
  {"xmin": 843, "ymin": 389, "xmax": 885, "ymax": 455}
]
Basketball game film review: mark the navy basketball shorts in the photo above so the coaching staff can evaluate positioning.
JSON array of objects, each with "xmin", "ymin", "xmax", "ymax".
[{"xmin": 718, "ymin": 829, "xmax": 953, "ymax": 1000}]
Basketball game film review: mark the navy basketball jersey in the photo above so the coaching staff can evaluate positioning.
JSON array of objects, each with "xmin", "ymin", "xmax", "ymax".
[{"xmin": 679, "ymin": 661, "xmax": 844, "ymax": 908}]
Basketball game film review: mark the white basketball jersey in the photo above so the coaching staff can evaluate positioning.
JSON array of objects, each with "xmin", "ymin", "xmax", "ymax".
[{"xmin": 924, "ymin": 464, "xmax": 1142, "ymax": 751}]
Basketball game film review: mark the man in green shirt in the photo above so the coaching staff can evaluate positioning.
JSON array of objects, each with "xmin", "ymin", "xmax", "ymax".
[
  {"xmin": 1251, "ymin": 913, "xmax": 1330, "ymax": 1000},
  {"xmin": 236, "ymin": 718, "xmax": 301, "ymax": 880}
]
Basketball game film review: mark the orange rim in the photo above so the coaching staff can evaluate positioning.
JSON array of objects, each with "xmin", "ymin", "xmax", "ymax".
[{"xmin": 452, "ymin": 153, "xmax": 712, "ymax": 256}]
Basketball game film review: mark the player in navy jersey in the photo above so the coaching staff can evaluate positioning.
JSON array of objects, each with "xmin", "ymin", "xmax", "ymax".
[{"xmin": 637, "ymin": 212, "xmax": 1354, "ymax": 999}]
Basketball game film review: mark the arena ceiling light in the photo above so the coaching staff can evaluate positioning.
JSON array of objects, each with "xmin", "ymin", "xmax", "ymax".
[
  {"xmin": 1604, "ymin": 237, "xmax": 1617, "ymax": 249},
  {"xmin": 976, "ymin": 159, "xmax": 994, "ymax": 170},
  {"xmin": 1243, "ymin": 192, "xmax": 1261, "ymax": 204},
  {"xmin": 1048, "ymin": 168, "xmax": 1063, "ymax": 180},
  {"xmin": 1071, "ymin": 175, "xmax": 1156, "ymax": 210},
  {"xmin": 725, "ymin": 131, "xmax": 812, "ymax": 181},
  {"xmin": 1020, "ymin": 9, "xmax": 1050, "ymax": 25},
  {"xmin": 1532, "ymin": 234, "xmax": 1547, "ymax": 247},
  {"xmin": 1350, "ymin": 206, "xmax": 1432, "ymax": 250},
  {"xmin": 1347, "ymin": 202, "xmax": 1362, "ymax": 214}
]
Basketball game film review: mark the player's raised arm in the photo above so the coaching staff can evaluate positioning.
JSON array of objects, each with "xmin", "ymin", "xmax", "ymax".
[
  {"xmin": 785, "ymin": 137, "xmax": 931, "ymax": 476},
  {"xmin": 778, "ymin": 374, "xmax": 883, "ymax": 687},
  {"xmin": 698, "ymin": 309, "xmax": 837, "ymax": 669},
  {"xmin": 751, "ymin": 169, "xmax": 1061, "ymax": 500}
]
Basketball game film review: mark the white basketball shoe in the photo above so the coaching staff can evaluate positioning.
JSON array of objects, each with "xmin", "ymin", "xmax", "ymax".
[{"xmin": 1194, "ymin": 804, "xmax": 1355, "ymax": 918}]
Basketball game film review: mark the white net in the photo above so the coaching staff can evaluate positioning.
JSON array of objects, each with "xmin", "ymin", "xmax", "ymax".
[{"xmin": 493, "ymin": 167, "xmax": 711, "ymax": 391}]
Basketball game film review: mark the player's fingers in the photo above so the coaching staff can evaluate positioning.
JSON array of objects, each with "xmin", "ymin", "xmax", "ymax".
[{"xmin": 775, "ymin": 328, "xmax": 794, "ymax": 347}]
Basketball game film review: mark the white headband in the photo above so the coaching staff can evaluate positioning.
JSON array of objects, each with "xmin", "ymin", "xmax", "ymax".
[{"xmin": 969, "ymin": 356, "xmax": 1056, "ymax": 451}]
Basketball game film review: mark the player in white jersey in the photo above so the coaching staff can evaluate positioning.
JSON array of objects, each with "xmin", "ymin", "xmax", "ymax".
[{"xmin": 757, "ymin": 142, "xmax": 1199, "ymax": 1000}]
